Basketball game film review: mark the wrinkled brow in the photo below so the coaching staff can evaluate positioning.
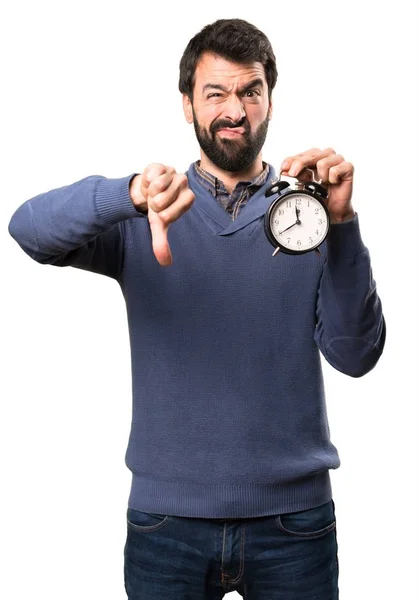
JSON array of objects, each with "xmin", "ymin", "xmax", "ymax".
[{"xmin": 202, "ymin": 78, "xmax": 264, "ymax": 94}]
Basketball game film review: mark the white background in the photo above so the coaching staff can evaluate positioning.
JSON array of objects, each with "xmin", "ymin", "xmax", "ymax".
[{"xmin": 1, "ymin": 1, "xmax": 418, "ymax": 598}]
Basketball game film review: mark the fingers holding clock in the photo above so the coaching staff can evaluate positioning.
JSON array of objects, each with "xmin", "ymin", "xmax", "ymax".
[
  {"xmin": 322, "ymin": 158, "xmax": 354, "ymax": 185},
  {"xmin": 280, "ymin": 148, "xmax": 354, "ymax": 185},
  {"xmin": 314, "ymin": 153, "xmax": 354, "ymax": 185},
  {"xmin": 280, "ymin": 148, "xmax": 332, "ymax": 181},
  {"xmin": 280, "ymin": 148, "xmax": 355, "ymax": 223}
]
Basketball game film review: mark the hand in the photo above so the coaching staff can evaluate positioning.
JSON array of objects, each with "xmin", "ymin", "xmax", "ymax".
[
  {"xmin": 130, "ymin": 164, "xmax": 195, "ymax": 266},
  {"xmin": 279, "ymin": 219, "xmax": 300, "ymax": 235},
  {"xmin": 280, "ymin": 148, "xmax": 355, "ymax": 224}
]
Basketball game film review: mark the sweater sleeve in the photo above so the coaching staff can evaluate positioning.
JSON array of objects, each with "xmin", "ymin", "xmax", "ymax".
[
  {"xmin": 313, "ymin": 213, "xmax": 386, "ymax": 378},
  {"xmin": 8, "ymin": 173, "xmax": 145, "ymax": 279}
]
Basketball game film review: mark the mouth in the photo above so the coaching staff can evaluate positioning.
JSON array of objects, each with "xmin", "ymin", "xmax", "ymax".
[{"xmin": 217, "ymin": 127, "xmax": 245, "ymax": 138}]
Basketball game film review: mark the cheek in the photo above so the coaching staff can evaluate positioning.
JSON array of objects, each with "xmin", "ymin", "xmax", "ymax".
[
  {"xmin": 197, "ymin": 109, "xmax": 224, "ymax": 134},
  {"xmin": 251, "ymin": 104, "xmax": 270, "ymax": 124},
  {"xmin": 206, "ymin": 106, "xmax": 225, "ymax": 126}
]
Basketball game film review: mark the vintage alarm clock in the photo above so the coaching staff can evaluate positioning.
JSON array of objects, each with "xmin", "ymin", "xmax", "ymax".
[{"xmin": 264, "ymin": 170, "xmax": 330, "ymax": 256}]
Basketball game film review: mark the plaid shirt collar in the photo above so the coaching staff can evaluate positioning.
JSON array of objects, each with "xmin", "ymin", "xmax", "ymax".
[{"xmin": 193, "ymin": 160, "xmax": 270, "ymax": 220}]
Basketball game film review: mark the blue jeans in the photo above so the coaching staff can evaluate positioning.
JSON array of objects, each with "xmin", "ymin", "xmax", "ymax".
[{"xmin": 124, "ymin": 499, "xmax": 339, "ymax": 599}]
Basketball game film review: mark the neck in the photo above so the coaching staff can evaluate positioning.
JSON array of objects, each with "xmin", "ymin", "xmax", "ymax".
[{"xmin": 199, "ymin": 153, "xmax": 264, "ymax": 194}]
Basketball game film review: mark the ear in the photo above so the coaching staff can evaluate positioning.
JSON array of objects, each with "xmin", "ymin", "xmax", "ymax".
[
  {"xmin": 268, "ymin": 99, "xmax": 273, "ymax": 120},
  {"xmin": 182, "ymin": 94, "xmax": 194, "ymax": 124}
]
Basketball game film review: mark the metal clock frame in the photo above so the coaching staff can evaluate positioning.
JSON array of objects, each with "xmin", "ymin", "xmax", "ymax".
[{"xmin": 264, "ymin": 174, "xmax": 330, "ymax": 256}]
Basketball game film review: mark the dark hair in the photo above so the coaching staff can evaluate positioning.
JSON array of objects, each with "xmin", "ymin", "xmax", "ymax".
[{"xmin": 179, "ymin": 19, "xmax": 278, "ymax": 101}]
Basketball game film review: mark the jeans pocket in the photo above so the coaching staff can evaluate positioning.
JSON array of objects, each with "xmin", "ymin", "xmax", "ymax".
[
  {"xmin": 126, "ymin": 508, "xmax": 170, "ymax": 532},
  {"xmin": 275, "ymin": 499, "xmax": 336, "ymax": 539}
]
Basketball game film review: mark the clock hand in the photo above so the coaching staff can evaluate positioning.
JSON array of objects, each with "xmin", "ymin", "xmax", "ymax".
[
  {"xmin": 279, "ymin": 220, "xmax": 299, "ymax": 235},
  {"xmin": 295, "ymin": 207, "xmax": 301, "ymax": 224}
]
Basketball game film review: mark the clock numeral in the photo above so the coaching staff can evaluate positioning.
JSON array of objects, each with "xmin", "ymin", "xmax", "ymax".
[
  {"xmin": 278, "ymin": 209, "xmax": 284, "ymax": 215},
  {"xmin": 307, "ymin": 200, "xmax": 310, "ymax": 207},
  {"xmin": 286, "ymin": 201, "xmax": 292, "ymax": 207},
  {"xmin": 296, "ymin": 199, "xmax": 301, "ymax": 205},
  {"xmin": 309, "ymin": 237, "xmax": 313, "ymax": 245},
  {"xmin": 274, "ymin": 219, "xmax": 279, "ymax": 225},
  {"xmin": 315, "ymin": 208, "xmax": 319, "ymax": 214},
  {"xmin": 297, "ymin": 240, "xmax": 301, "ymax": 246},
  {"xmin": 318, "ymin": 219, "xmax": 323, "ymax": 225},
  {"xmin": 287, "ymin": 237, "xmax": 291, "ymax": 244},
  {"xmin": 315, "ymin": 230, "xmax": 319, "ymax": 235}
]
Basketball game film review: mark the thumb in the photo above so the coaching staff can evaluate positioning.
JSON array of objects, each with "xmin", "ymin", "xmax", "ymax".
[{"xmin": 148, "ymin": 210, "xmax": 173, "ymax": 267}]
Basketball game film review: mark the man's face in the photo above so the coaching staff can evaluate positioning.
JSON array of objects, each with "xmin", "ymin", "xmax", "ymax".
[{"xmin": 183, "ymin": 53, "xmax": 272, "ymax": 173}]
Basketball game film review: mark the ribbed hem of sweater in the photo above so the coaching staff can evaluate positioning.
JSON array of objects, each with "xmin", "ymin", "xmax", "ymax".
[
  {"xmin": 95, "ymin": 173, "xmax": 141, "ymax": 226},
  {"xmin": 127, "ymin": 470, "xmax": 332, "ymax": 518},
  {"xmin": 327, "ymin": 213, "xmax": 366, "ymax": 259}
]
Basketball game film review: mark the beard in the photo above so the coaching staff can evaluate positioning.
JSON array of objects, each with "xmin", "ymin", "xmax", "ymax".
[{"xmin": 192, "ymin": 108, "xmax": 270, "ymax": 173}]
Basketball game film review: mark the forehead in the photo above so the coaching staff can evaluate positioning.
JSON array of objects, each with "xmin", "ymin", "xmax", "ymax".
[{"xmin": 194, "ymin": 52, "xmax": 267, "ymax": 91}]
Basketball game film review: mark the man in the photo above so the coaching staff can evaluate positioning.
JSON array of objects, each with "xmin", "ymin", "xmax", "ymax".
[{"xmin": 8, "ymin": 18, "xmax": 385, "ymax": 600}]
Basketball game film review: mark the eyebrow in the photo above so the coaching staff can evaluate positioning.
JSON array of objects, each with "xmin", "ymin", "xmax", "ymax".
[{"xmin": 202, "ymin": 78, "xmax": 264, "ymax": 94}]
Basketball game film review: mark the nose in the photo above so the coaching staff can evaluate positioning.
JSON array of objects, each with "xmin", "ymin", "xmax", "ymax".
[{"xmin": 223, "ymin": 94, "xmax": 246, "ymax": 124}]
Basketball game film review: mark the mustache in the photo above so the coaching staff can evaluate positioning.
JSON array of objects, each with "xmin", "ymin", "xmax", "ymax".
[{"xmin": 211, "ymin": 117, "xmax": 248, "ymax": 135}]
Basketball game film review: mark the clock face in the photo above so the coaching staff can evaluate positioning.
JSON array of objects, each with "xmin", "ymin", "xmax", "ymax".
[{"xmin": 269, "ymin": 192, "xmax": 329, "ymax": 253}]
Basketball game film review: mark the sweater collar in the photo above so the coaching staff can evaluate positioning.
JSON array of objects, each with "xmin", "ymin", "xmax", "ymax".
[{"xmin": 186, "ymin": 161, "xmax": 279, "ymax": 235}]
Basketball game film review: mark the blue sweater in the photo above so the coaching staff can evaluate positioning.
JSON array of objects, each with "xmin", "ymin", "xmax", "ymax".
[{"xmin": 8, "ymin": 162, "xmax": 385, "ymax": 518}]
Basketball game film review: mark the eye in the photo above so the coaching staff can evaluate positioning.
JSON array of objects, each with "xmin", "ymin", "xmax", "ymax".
[
  {"xmin": 207, "ymin": 93, "xmax": 222, "ymax": 99},
  {"xmin": 244, "ymin": 90, "xmax": 260, "ymax": 98}
]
